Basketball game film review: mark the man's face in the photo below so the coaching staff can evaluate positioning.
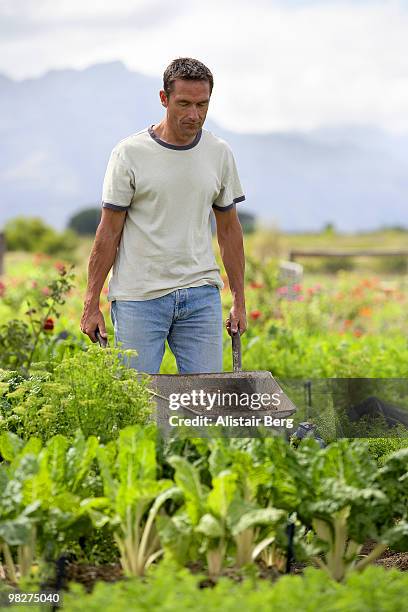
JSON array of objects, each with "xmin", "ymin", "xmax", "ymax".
[{"xmin": 160, "ymin": 79, "xmax": 210, "ymax": 137}]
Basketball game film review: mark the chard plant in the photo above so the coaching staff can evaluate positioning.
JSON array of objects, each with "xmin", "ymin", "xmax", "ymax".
[
  {"xmin": 165, "ymin": 451, "xmax": 286, "ymax": 579},
  {"xmin": 0, "ymin": 432, "xmax": 41, "ymax": 583},
  {"xmin": 0, "ymin": 429, "xmax": 106, "ymax": 582},
  {"xmin": 96, "ymin": 424, "xmax": 180, "ymax": 577},
  {"xmin": 207, "ymin": 440, "xmax": 288, "ymax": 568},
  {"xmin": 293, "ymin": 440, "xmax": 408, "ymax": 581}
]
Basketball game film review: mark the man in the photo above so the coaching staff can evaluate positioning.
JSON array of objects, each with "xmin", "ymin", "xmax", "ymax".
[{"xmin": 80, "ymin": 57, "xmax": 247, "ymax": 374}]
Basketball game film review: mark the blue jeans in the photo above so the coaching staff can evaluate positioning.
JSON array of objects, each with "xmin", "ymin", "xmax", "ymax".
[{"xmin": 110, "ymin": 284, "xmax": 223, "ymax": 374}]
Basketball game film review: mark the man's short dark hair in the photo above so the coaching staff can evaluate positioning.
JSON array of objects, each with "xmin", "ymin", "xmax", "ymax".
[{"xmin": 163, "ymin": 57, "xmax": 214, "ymax": 97}]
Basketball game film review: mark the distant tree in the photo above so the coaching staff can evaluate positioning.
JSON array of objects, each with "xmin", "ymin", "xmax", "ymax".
[
  {"xmin": 322, "ymin": 222, "xmax": 336, "ymax": 235},
  {"xmin": 68, "ymin": 207, "xmax": 101, "ymax": 235},
  {"xmin": 381, "ymin": 224, "xmax": 408, "ymax": 233},
  {"xmin": 4, "ymin": 217, "xmax": 78, "ymax": 258}
]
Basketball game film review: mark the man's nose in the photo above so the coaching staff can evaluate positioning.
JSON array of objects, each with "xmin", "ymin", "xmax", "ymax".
[{"xmin": 188, "ymin": 105, "xmax": 200, "ymax": 120}]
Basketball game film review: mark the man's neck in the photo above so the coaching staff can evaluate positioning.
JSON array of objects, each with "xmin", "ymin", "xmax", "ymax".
[{"xmin": 152, "ymin": 121, "xmax": 199, "ymax": 146}]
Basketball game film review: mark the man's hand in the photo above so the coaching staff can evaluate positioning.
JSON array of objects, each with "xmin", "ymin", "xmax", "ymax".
[
  {"xmin": 226, "ymin": 302, "xmax": 247, "ymax": 336},
  {"xmin": 80, "ymin": 305, "xmax": 107, "ymax": 343}
]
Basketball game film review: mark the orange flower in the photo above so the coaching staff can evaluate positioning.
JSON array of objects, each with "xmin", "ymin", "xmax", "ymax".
[
  {"xmin": 352, "ymin": 288, "xmax": 364, "ymax": 298},
  {"xmin": 359, "ymin": 307, "xmax": 372, "ymax": 317},
  {"xmin": 249, "ymin": 281, "xmax": 264, "ymax": 289},
  {"xmin": 249, "ymin": 310, "xmax": 262, "ymax": 320},
  {"xmin": 361, "ymin": 278, "xmax": 379, "ymax": 289},
  {"xmin": 353, "ymin": 328, "xmax": 363, "ymax": 338}
]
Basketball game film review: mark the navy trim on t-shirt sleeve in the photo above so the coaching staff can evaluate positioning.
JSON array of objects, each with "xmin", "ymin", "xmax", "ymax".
[
  {"xmin": 102, "ymin": 201, "xmax": 131, "ymax": 211},
  {"xmin": 212, "ymin": 195, "xmax": 245, "ymax": 212}
]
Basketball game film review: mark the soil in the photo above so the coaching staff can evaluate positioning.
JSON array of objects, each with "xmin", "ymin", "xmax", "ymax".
[
  {"xmin": 64, "ymin": 562, "xmax": 123, "ymax": 592},
  {"xmin": 1, "ymin": 544, "xmax": 407, "ymax": 593},
  {"xmin": 361, "ymin": 540, "xmax": 408, "ymax": 571}
]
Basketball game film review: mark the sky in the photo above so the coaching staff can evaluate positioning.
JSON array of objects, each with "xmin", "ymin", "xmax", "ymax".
[{"xmin": 1, "ymin": 0, "xmax": 408, "ymax": 133}]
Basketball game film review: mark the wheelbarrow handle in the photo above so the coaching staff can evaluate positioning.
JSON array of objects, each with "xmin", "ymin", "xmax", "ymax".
[
  {"xmin": 231, "ymin": 330, "xmax": 242, "ymax": 372},
  {"xmin": 95, "ymin": 326, "xmax": 108, "ymax": 348}
]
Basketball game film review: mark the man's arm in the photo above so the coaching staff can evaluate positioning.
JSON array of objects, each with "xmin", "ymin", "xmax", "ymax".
[
  {"xmin": 80, "ymin": 208, "xmax": 127, "ymax": 342},
  {"xmin": 213, "ymin": 205, "xmax": 247, "ymax": 335}
]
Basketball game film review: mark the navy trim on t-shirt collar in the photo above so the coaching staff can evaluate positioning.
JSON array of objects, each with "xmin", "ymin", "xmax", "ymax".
[{"xmin": 148, "ymin": 125, "xmax": 202, "ymax": 150}]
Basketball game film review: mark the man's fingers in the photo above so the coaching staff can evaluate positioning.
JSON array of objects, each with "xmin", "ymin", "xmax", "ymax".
[
  {"xmin": 97, "ymin": 317, "xmax": 108, "ymax": 338},
  {"xmin": 230, "ymin": 316, "xmax": 239, "ymax": 334},
  {"xmin": 225, "ymin": 318, "xmax": 239, "ymax": 336},
  {"xmin": 239, "ymin": 322, "xmax": 247, "ymax": 335},
  {"xmin": 80, "ymin": 309, "xmax": 107, "ymax": 343},
  {"xmin": 86, "ymin": 327, "xmax": 98, "ymax": 343},
  {"xmin": 226, "ymin": 315, "xmax": 247, "ymax": 336}
]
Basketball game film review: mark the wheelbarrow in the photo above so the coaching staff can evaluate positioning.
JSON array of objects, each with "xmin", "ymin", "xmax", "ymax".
[{"xmin": 96, "ymin": 328, "xmax": 297, "ymax": 438}]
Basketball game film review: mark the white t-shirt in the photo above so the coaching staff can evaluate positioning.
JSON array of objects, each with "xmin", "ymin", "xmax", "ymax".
[{"xmin": 102, "ymin": 126, "xmax": 245, "ymax": 301}]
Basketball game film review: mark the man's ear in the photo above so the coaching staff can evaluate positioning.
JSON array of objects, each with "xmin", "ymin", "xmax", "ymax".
[{"xmin": 159, "ymin": 90, "xmax": 168, "ymax": 108}]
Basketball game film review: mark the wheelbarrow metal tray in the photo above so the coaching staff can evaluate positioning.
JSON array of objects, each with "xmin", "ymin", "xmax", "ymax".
[{"xmin": 149, "ymin": 370, "xmax": 297, "ymax": 438}]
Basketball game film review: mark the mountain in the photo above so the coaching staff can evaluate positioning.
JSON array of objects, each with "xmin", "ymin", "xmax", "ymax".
[{"xmin": 1, "ymin": 61, "xmax": 407, "ymax": 232}]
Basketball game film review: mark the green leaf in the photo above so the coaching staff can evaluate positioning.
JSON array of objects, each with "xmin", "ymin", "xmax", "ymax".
[
  {"xmin": 20, "ymin": 437, "xmax": 42, "ymax": 460},
  {"xmin": 0, "ymin": 432, "xmax": 24, "ymax": 462},
  {"xmin": 97, "ymin": 445, "xmax": 117, "ymax": 501},
  {"xmin": 67, "ymin": 431, "xmax": 98, "ymax": 492},
  {"xmin": 118, "ymin": 426, "xmax": 157, "ymax": 486},
  {"xmin": 45, "ymin": 435, "xmax": 69, "ymax": 488},
  {"xmin": 196, "ymin": 514, "xmax": 224, "ymax": 539},
  {"xmin": 231, "ymin": 508, "xmax": 286, "ymax": 536},
  {"xmin": 0, "ymin": 516, "xmax": 34, "ymax": 546},
  {"xmin": 207, "ymin": 471, "xmax": 237, "ymax": 519},
  {"xmin": 168, "ymin": 455, "xmax": 207, "ymax": 525},
  {"xmin": 379, "ymin": 521, "xmax": 408, "ymax": 551},
  {"xmin": 156, "ymin": 512, "xmax": 196, "ymax": 566}
]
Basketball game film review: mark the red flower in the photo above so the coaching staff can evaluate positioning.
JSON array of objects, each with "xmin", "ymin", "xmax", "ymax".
[
  {"xmin": 249, "ymin": 310, "xmax": 262, "ymax": 320},
  {"xmin": 54, "ymin": 262, "xmax": 66, "ymax": 275},
  {"xmin": 353, "ymin": 328, "xmax": 363, "ymax": 338},
  {"xmin": 43, "ymin": 317, "xmax": 54, "ymax": 331},
  {"xmin": 0, "ymin": 281, "xmax": 5, "ymax": 297},
  {"xmin": 292, "ymin": 283, "xmax": 302, "ymax": 292}
]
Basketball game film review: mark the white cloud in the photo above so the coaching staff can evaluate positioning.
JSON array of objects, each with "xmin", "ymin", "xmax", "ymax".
[{"xmin": 1, "ymin": 0, "xmax": 408, "ymax": 133}]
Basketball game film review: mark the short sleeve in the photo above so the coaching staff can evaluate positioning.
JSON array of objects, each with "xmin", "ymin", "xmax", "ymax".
[
  {"xmin": 102, "ymin": 149, "xmax": 135, "ymax": 211},
  {"xmin": 212, "ymin": 145, "xmax": 245, "ymax": 212}
]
